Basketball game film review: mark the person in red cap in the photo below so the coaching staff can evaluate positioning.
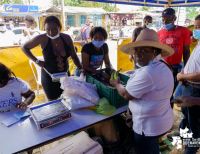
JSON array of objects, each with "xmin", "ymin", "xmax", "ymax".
[{"xmin": 158, "ymin": 8, "xmax": 191, "ymax": 90}]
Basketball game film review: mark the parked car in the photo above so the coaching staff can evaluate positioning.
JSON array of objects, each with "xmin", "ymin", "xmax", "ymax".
[{"xmin": 12, "ymin": 27, "xmax": 44, "ymax": 44}]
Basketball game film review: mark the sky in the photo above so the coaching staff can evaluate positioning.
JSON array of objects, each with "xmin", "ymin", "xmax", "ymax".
[{"xmin": 29, "ymin": 0, "xmax": 52, "ymax": 8}]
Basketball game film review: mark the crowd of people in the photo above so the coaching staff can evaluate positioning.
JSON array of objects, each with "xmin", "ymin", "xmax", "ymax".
[{"xmin": 0, "ymin": 7, "xmax": 200, "ymax": 154}]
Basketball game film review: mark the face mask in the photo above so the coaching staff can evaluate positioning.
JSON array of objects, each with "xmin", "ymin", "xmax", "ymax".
[
  {"xmin": 146, "ymin": 23, "xmax": 153, "ymax": 28},
  {"xmin": 163, "ymin": 23, "xmax": 174, "ymax": 30},
  {"xmin": 46, "ymin": 33, "xmax": 60, "ymax": 40},
  {"xmin": 92, "ymin": 40, "xmax": 105, "ymax": 48},
  {"xmin": 193, "ymin": 29, "xmax": 200, "ymax": 40}
]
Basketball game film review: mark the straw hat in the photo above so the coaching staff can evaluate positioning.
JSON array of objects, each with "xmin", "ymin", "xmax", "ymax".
[{"xmin": 121, "ymin": 28, "xmax": 174, "ymax": 57}]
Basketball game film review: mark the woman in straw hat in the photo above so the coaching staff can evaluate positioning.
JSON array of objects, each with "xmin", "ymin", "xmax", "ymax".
[{"xmin": 110, "ymin": 28, "xmax": 174, "ymax": 154}]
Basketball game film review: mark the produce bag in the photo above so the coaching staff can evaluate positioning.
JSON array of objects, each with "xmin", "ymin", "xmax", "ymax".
[
  {"xmin": 62, "ymin": 96, "xmax": 96, "ymax": 111},
  {"xmin": 61, "ymin": 76, "xmax": 99, "ymax": 104},
  {"xmin": 96, "ymin": 98, "xmax": 116, "ymax": 116}
]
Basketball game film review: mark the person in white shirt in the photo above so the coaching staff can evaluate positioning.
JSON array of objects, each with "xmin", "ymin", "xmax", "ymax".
[
  {"xmin": 0, "ymin": 63, "xmax": 35, "ymax": 112},
  {"xmin": 174, "ymin": 14, "xmax": 200, "ymax": 154},
  {"xmin": 64, "ymin": 25, "xmax": 73, "ymax": 39},
  {"xmin": 21, "ymin": 15, "xmax": 39, "ymax": 44},
  {"xmin": 0, "ymin": 23, "xmax": 18, "ymax": 47},
  {"xmin": 110, "ymin": 28, "xmax": 174, "ymax": 154}
]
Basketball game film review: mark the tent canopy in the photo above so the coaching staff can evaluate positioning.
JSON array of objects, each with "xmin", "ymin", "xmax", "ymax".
[{"xmin": 86, "ymin": 0, "xmax": 200, "ymax": 7}]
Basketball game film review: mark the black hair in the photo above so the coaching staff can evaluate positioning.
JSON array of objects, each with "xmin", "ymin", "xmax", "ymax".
[
  {"xmin": 90, "ymin": 26, "xmax": 108, "ymax": 40},
  {"xmin": 25, "ymin": 15, "xmax": 35, "ymax": 23},
  {"xmin": 195, "ymin": 15, "xmax": 200, "ymax": 20},
  {"xmin": 144, "ymin": 15, "xmax": 152, "ymax": 21},
  {"xmin": 44, "ymin": 16, "xmax": 62, "ymax": 30},
  {"xmin": 0, "ymin": 63, "xmax": 15, "ymax": 86}
]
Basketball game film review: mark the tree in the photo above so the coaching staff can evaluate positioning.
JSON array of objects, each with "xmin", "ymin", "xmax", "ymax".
[
  {"xmin": 0, "ymin": 0, "xmax": 23, "ymax": 5},
  {"xmin": 52, "ymin": 0, "xmax": 61, "ymax": 6},
  {"xmin": 140, "ymin": 6, "xmax": 151, "ymax": 12},
  {"xmin": 52, "ymin": 0, "xmax": 117, "ymax": 12},
  {"xmin": 186, "ymin": 7, "xmax": 199, "ymax": 20}
]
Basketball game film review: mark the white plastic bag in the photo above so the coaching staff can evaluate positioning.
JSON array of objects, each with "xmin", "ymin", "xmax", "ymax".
[
  {"xmin": 62, "ymin": 96, "xmax": 95, "ymax": 111},
  {"xmin": 61, "ymin": 76, "xmax": 99, "ymax": 104}
]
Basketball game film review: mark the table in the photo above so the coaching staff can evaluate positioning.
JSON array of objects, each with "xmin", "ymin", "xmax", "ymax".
[{"xmin": 0, "ymin": 106, "xmax": 127, "ymax": 154}]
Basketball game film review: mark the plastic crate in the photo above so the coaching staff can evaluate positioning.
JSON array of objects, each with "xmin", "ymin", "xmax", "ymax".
[{"xmin": 86, "ymin": 73, "xmax": 129, "ymax": 108}]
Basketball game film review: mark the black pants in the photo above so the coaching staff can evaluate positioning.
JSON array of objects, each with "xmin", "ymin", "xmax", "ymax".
[
  {"xmin": 132, "ymin": 132, "xmax": 160, "ymax": 154},
  {"xmin": 41, "ymin": 70, "xmax": 63, "ymax": 100}
]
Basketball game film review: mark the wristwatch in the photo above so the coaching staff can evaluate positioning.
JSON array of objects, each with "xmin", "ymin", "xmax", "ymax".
[{"xmin": 35, "ymin": 59, "xmax": 40, "ymax": 64}]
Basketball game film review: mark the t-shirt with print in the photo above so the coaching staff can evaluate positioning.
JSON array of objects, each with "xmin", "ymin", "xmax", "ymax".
[
  {"xmin": 158, "ymin": 26, "xmax": 191, "ymax": 65},
  {"xmin": 0, "ymin": 78, "xmax": 29, "ymax": 112},
  {"xmin": 81, "ymin": 42, "xmax": 108, "ymax": 69}
]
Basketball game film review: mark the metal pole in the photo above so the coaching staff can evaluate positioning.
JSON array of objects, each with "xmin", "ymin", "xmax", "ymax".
[
  {"xmin": 61, "ymin": 0, "xmax": 65, "ymax": 30},
  {"xmin": 177, "ymin": 7, "xmax": 180, "ymax": 25}
]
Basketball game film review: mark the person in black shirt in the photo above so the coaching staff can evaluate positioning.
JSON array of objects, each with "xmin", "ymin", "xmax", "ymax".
[
  {"xmin": 22, "ymin": 16, "xmax": 82, "ymax": 100},
  {"xmin": 81, "ymin": 27, "xmax": 112, "ymax": 74}
]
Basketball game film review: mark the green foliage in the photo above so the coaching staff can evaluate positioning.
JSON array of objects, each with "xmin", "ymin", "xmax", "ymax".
[
  {"xmin": 52, "ymin": 0, "xmax": 60, "ymax": 6},
  {"xmin": 186, "ymin": 7, "xmax": 199, "ymax": 20},
  {"xmin": 0, "ymin": 0, "xmax": 23, "ymax": 5},
  {"xmin": 140, "ymin": 6, "xmax": 150, "ymax": 11},
  {"xmin": 52, "ymin": 0, "xmax": 116, "ymax": 12}
]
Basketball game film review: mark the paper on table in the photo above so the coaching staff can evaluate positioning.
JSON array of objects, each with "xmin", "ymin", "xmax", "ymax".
[
  {"xmin": 14, "ymin": 111, "xmax": 30, "ymax": 120},
  {"xmin": 1, "ymin": 116, "xmax": 20, "ymax": 127},
  {"xmin": 0, "ymin": 110, "xmax": 30, "ymax": 127}
]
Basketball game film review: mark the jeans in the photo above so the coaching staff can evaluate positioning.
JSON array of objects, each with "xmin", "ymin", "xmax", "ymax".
[
  {"xmin": 171, "ymin": 64, "xmax": 183, "ymax": 90},
  {"xmin": 132, "ymin": 132, "xmax": 160, "ymax": 154},
  {"xmin": 174, "ymin": 83, "xmax": 200, "ymax": 154}
]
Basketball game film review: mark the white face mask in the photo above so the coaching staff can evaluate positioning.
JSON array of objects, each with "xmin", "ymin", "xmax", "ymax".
[
  {"xmin": 146, "ymin": 23, "xmax": 153, "ymax": 28},
  {"xmin": 46, "ymin": 33, "xmax": 60, "ymax": 40}
]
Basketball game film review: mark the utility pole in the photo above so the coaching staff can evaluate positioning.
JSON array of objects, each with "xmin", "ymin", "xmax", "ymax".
[{"xmin": 61, "ymin": 0, "xmax": 65, "ymax": 30}]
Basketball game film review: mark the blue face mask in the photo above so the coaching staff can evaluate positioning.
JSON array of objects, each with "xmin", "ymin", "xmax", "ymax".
[
  {"xmin": 193, "ymin": 29, "xmax": 200, "ymax": 40},
  {"xmin": 164, "ymin": 23, "xmax": 174, "ymax": 30},
  {"xmin": 92, "ymin": 40, "xmax": 105, "ymax": 48}
]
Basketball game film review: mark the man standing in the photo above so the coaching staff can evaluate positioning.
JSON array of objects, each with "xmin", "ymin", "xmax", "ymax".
[
  {"xmin": 22, "ymin": 15, "xmax": 38, "ymax": 44},
  {"xmin": 132, "ymin": 15, "xmax": 152, "ymax": 42},
  {"xmin": 174, "ymin": 14, "xmax": 200, "ymax": 154},
  {"xmin": 130, "ymin": 16, "xmax": 153, "ymax": 66},
  {"xmin": 81, "ymin": 19, "xmax": 93, "ymax": 43},
  {"xmin": 158, "ymin": 8, "xmax": 191, "ymax": 89},
  {"xmin": 0, "ymin": 23, "xmax": 17, "ymax": 47}
]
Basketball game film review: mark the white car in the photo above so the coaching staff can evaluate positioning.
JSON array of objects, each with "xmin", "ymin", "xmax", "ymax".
[{"xmin": 12, "ymin": 27, "xmax": 44, "ymax": 44}]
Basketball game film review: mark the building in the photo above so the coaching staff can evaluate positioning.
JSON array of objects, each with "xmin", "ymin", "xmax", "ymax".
[
  {"xmin": 0, "ymin": 4, "xmax": 40, "ymax": 27},
  {"xmin": 40, "ymin": 6, "xmax": 106, "ymax": 29},
  {"xmin": 64, "ymin": 6, "xmax": 106, "ymax": 27}
]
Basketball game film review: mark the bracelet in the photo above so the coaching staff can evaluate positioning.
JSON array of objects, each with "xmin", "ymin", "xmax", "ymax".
[{"xmin": 35, "ymin": 59, "xmax": 40, "ymax": 64}]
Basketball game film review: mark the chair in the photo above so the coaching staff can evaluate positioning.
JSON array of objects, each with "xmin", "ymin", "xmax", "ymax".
[{"xmin": 29, "ymin": 56, "xmax": 43, "ymax": 95}]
